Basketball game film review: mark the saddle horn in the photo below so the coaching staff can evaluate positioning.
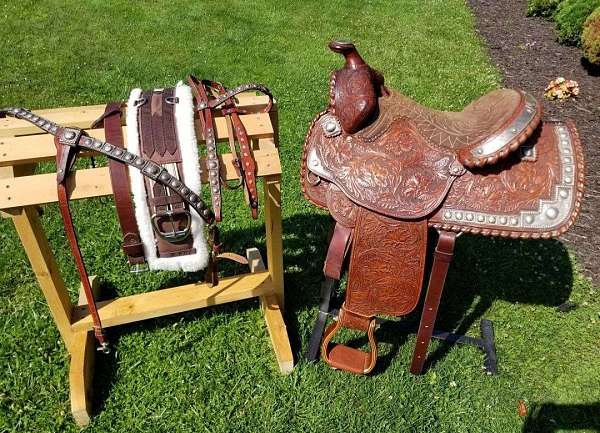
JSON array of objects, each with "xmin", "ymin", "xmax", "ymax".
[{"xmin": 328, "ymin": 40, "xmax": 388, "ymax": 134}]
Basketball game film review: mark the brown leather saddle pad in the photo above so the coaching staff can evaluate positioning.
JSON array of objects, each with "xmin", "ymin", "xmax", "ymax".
[{"xmin": 301, "ymin": 40, "xmax": 584, "ymax": 375}]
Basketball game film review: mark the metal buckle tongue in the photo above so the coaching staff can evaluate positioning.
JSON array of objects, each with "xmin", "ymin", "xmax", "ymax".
[
  {"xmin": 151, "ymin": 209, "xmax": 192, "ymax": 242},
  {"xmin": 130, "ymin": 263, "xmax": 149, "ymax": 274},
  {"xmin": 97, "ymin": 342, "xmax": 110, "ymax": 354}
]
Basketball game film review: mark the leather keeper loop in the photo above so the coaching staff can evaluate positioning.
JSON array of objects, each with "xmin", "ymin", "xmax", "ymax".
[{"xmin": 149, "ymin": 194, "xmax": 185, "ymax": 207}]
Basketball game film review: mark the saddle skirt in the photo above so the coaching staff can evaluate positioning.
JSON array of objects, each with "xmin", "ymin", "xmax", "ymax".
[{"xmin": 303, "ymin": 107, "xmax": 584, "ymax": 239}]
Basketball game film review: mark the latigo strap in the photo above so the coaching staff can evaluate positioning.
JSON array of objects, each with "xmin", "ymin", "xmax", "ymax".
[
  {"xmin": 93, "ymin": 103, "xmax": 146, "ymax": 266},
  {"xmin": 1, "ymin": 107, "xmax": 217, "ymax": 351}
]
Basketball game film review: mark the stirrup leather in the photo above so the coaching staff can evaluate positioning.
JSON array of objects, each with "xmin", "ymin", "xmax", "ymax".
[{"xmin": 321, "ymin": 305, "xmax": 378, "ymax": 374}]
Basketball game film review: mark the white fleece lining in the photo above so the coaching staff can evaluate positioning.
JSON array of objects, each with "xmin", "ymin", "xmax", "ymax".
[{"xmin": 126, "ymin": 84, "xmax": 208, "ymax": 271}]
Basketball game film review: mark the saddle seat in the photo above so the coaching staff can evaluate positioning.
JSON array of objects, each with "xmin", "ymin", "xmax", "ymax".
[
  {"xmin": 306, "ymin": 86, "xmax": 541, "ymax": 220},
  {"xmin": 366, "ymin": 88, "xmax": 542, "ymax": 168}
]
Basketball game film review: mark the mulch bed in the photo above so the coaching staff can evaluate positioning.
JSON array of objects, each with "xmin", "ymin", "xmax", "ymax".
[{"xmin": 469, "ymin": 0, "xmax": 599, "ymax": 285}]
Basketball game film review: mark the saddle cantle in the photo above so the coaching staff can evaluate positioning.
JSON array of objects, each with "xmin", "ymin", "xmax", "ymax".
[{"xmin": 301, "ymin": 41, "xmax": 584, "ymax": 375}]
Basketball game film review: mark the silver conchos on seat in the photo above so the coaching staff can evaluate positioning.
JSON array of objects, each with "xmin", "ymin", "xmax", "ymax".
[
  {"xmin": 320, "ymin": 114, "xmax": 342, "ymax": 138},
  {"xmin": 443, "ymin": 123, "xmax": 577, "ymax": 231}
]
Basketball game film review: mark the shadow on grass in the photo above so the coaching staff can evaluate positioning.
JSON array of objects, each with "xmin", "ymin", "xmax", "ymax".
[
  {"xmin": 522, "ymin": 402, "xmax": 600, "ymax": 432},
  {"xmin": 86, "ymin": 211, "xmax": 576, "ymax": 412},
  {"xmin": 281, "ymin": 213, "xmax": 575, "ymax": 376}
]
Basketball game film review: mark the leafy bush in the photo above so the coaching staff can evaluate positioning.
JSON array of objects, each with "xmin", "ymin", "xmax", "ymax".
[
  {"xmin": 582, "ymin": 7, "xmax": 600, "ymax": 64},
  {"xmin": 527, "ymin": 0, "xmax": 563, "ymax": 18},
  {"xmin": 555, "ymin": 0, "xmax": 600, "ymax": 45}
]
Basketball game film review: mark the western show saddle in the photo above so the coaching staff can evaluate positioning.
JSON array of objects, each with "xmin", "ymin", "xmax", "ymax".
[
  {"xmin": 1, "ymin": 77, "xmax": 273, "ymax": 353},
  {"xmin": 301, "ymin": 41, "xmax": 585, "ymax": 375}
]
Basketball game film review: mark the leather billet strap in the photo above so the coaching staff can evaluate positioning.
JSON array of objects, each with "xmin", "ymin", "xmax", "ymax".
[
  {"xmin": 410, "ymin": 230, "xmax": 457, "ymax": 375},
  {"xmin": 323, "ymin": 223, "xmax": 352, "ymax": 280},
  {"xmin": 95, "ymin": 102, "xmax": 145, "ymax": 266},
  {"xmin": 136, "ymin": 89, "xmax": 196, "ymax": 259},
  {"xmin": 321, "ymin": 305, "xmax": 377, "ymax": 374}
]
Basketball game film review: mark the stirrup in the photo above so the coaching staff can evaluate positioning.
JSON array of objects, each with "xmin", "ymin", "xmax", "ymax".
[{"xmin": 321, "ymin": 307, "xmax": 378, "ymax": 374}]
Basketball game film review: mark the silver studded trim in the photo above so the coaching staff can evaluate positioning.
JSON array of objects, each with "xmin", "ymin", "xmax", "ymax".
[
  {"xmin": 443, "ymin": 123, "xmax": 576, "ymax": 230},
  {"xmin": 204, "ymin": 125, "xmax": 221, "ymax": 209},
  {"xmin": 60, "ymin": 127, "xmax": 84, "ymax": 147},
  {"xmin": 141, "ymin": 160, "xmax": 162, "ymax": 180},
  {"xmin": 306, "ymin": 147, "xmax": 334, "ymax": 181},
  {"xmin": 519, "ymin": 141, "xmax": 537, "ymax": 162},
  {"xmin": 319, "ymin": 114, "xmax": 342, "ymax": 138},
  {"xmin": 470, "ymin": 92, "xmax": 538, "ymax": 158}
]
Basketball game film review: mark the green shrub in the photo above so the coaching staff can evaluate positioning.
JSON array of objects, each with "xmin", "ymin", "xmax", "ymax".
[
  {"xmin": 527, "ymin": 0, "xmax": 563, "ymax": 17},
  {"xmin": 582, "ymin": 7, "xmax": 600, "ymax": 64},
  {"xmin": 555, "ymin": 0, "xmax": 600, "ymax": 45}
]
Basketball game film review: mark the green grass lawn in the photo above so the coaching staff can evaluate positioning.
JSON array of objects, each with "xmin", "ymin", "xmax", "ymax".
[{"xmin": 1, "ymin": 1, "xmax": 598, "ymax": 432}]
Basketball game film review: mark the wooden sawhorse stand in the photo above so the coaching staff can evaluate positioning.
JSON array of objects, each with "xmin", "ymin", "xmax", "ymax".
[{"xmin": 0, "ymin": 93, "xmax": 293, "ymax": 426}]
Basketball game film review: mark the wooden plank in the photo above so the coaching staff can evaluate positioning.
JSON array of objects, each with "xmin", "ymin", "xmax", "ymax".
[
  {"xmin": 260, "ymin": 295, "xmax": 294, "ymax": 374},
  {"xmin": 246, "ymin": 249, "xmax": 293, "ymax": 375},
  {"xmin": 69, "ymin": 276, "xmax": 100, "ymax": 427},
  {"xmin": 70, "ymin": 271, "xmax": 275, "ymax": 332},
  {"xmin": 0, "ymin": 149, "xmax": 281, "ymax": 209},
  {"xmin": 0, "ymin": 95, "xmax": 271, "ymax": 138},
  {"xmin": 257, "ymin": 137, "xmax": 277, "ymax": 151},
  {"xmin": 0, "ymin": 165, "xmax": 35, "ymax": 218},
  {"xmin": 69, "ymin": 330, "xmax": 95, "ymax": 427},
  {"xmin": 246, "ymin": 247, "xmax": 266, "ymax": 273},
  {"xmin": 263, "ymin": 174, "xmax": 284, "ymax": 306},
  {"xmin": 0, "ymin": 112, "xmax": 273, "ymax": 166},
  {"xmin": 10, "ymin": 205, "xmax": 75, "ymax": 350}
]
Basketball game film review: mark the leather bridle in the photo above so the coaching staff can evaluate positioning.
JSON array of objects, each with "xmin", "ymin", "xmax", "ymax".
[{"xmin": 1, "ymin": 107, "xmax": 216, "ymax": 352}]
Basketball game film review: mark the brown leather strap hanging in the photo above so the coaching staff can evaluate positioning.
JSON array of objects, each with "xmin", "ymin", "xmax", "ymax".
[
  {"xmin": 97, "ymin": 103, "xmax": 146, "ymax": 266},
  {"xmin": 188, "ymin": 76, "xmax": 222, "ymax": 222},
  {"xmin": 323, "ymin": 223, "xmax": 353, "ymax": 280},
  {"xmin": 54, "ymin": 136, "xmax": 109, "ymax": 353},
  {"xmin": 208, "ymin": 80, "xmax": 260, "ymax": 219},
  {"xmin": 410, "ymin": 230, "xmax": 457, "ymax": 374}
]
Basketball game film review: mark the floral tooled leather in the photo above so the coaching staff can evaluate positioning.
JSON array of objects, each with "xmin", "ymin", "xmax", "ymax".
[{"xmin": 344, "ymin": 208, "xmax": 428, "ymax": 317}]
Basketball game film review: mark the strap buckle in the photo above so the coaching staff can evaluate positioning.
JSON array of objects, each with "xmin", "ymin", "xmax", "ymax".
[
  {"xmin": 130, "ymin": 263, "xmax": 149, "ymax": 274},
  {"xmin": 97, "ymin": 342, "xmax": 111, "ymax": 354},
  {"xmin": 151, "ymin": 209, "xmax": 192, "ymax": 242}
]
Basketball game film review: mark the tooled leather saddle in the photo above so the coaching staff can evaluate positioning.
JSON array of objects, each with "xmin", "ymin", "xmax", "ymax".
[{"xmin": 301, "ymin": 41, "xmax": 584, "ymax": 375}]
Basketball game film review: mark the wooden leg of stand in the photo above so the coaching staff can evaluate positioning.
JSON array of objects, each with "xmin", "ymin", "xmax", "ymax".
[
  {"xmin": 69, "ymin": 276, "xmax": 100, "ymax": 427},
  {"xmin": 410, "ymin": 231, "xmax": 457, "ymax": 375},
  {"xmin": 247, "ymin": 248, "xmax": 293, "ymax": 374},
  {"xmin": 263, "ymin": 175, "xmax": 284, "ymax": 307},
  {"xmin": 11, "ymin": 205, "xmax": 76, "ymax": 350}
]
